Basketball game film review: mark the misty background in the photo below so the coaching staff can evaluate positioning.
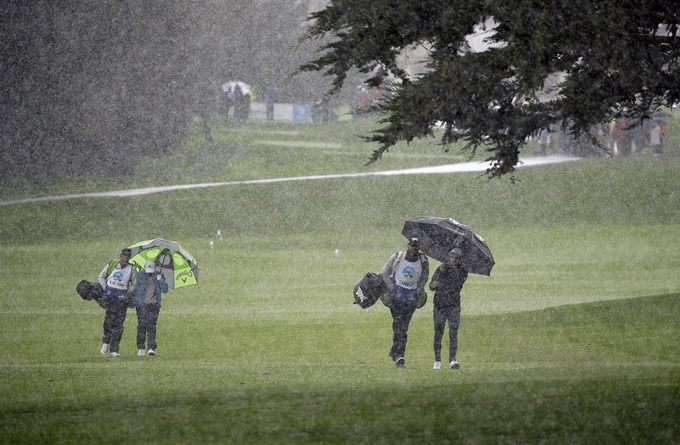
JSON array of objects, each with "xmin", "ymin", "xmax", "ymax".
[{"xmin": 0, "ymin": 0, "xmax": 358, "ymax": 179}]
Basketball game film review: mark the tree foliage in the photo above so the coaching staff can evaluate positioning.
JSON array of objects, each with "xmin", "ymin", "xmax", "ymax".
[{"xmin": 299, "ymin": 0, "xmax": 680, "ymax": 177}]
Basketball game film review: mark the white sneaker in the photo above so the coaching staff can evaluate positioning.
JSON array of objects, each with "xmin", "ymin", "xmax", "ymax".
[
  {"xmin": 148, "ymin": 349, "xmax": 155, "ymax": 357},
  {"xmin": 449, "ymin": 359, "xmax": 460, "ymax": 369},
  {"xmin": 100, "ymin": 343, "xmax": 110, "ymax": 355},
  {"xmin": 138, "ymin": 349, "xmax": 145, "ymax": 356},
  {"xmin": 110, "ymin": 352, "xmax": 121, "ymax": 358},
  {"xmin": 433, "ymin": 361, "xmax": 441, "ymax": 370}
]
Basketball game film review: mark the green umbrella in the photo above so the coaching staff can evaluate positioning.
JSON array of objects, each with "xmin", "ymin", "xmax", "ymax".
[{"xmin": 128, "ymin": 238, "xmax": 200, "ymax": 289}]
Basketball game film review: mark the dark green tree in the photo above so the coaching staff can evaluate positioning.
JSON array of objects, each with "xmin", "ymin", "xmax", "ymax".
[{"xmin": 299, "ymin": 0, "xmax": 680, "ymax": 177}]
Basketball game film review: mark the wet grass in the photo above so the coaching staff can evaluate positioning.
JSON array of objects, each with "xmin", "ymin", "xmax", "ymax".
[
  {"xmin": 0, "ymin": 285, "xmax": 678, "ymax": 444},
  {"xmin": 1, "ymin": 228, "xmax": 678, "ymax": 443},
  {"xmin": 0, "ymin": 117, "xmax": 679, "ymax": 443}
]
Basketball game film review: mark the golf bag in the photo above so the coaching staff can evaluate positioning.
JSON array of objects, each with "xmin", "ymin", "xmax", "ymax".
[
  {"xmin": 353, "ymin": 272, "xmax": 387, "ymax": 309},
  {"xmin": 76, "ymin": 280, "xmax": 105, "ymax": 309}
]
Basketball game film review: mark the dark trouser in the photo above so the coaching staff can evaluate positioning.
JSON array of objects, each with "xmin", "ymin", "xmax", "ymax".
[
  {"xmin": 102, "ymin": 299, "xmax": 128, "ymax": 353},
  {"xmin": 389, "ymin": 301, "xmax": 416, "ymax": 360},
  {"xmin": 433, "ymin": 305, "xmax": 461, "ymax": 362},
  {"xmin": 136, "ymin": 303, "xmax": 160, "ymax": 351}
]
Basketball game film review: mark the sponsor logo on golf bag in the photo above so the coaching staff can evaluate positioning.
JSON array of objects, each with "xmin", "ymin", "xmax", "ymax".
[
  {"xmin": 354, "ymin": 287, "xmax": 367, "ymax": 303},
  {"xmin": 353, "ymin": 272, "xmax": 386, "ymax": 309}
]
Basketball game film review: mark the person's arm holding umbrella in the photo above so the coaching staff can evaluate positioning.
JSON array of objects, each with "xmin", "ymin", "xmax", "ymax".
[{"xmin": 156, "ymin": 272, "xmax": 169, "ymax": 294}]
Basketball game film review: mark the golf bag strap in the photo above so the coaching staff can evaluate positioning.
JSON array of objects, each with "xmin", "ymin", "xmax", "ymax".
[
  {"xmin": 395, "ymin": 251, "xmax": 406, "ymax": 272},
  {"xmin": 395, "ymin": 250, "xmax": 426, "ymax": 271},
  {"xmin": 107, "ymin": 260, "xmax": 118, "ymax": 277}
]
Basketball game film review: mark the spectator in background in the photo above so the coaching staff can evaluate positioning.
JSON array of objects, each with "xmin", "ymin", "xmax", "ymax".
[
  {"xmin": 233, "ymin": 82, "xmax": 252, "ymax": 121},
  {"xmin": 613, "ymin": 118, "xmax": 628, "ymax": 156},
  {"xmin": 607, "ymin": 118, "xmax": 617, "ymax": 154},
  {"xmin": 222, "ymin": 80, "xmax": 252, "ymax": 121},
  {"xmin": 265, "ymin": 92, "xmax": 275, "ymax": 121},
  {"xmin": 537, "ymin": 127, "xmax": 550, "ymax": 155},
  {"xmin": 352, "ymin": 85, "xmax": 370, "ymax": 118},
  {"xmin": 650, "ymin": 120, "xmax": 665, "ymax": 156}
]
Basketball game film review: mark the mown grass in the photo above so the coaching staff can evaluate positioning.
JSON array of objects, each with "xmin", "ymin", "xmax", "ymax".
[{"xmin": 0, "ymin": 116, "xmax": 679, "ymax": 444}]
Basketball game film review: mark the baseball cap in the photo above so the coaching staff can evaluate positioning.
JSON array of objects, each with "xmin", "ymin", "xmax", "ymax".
[
  {"xmin": 408, "ymin": 237, "xmax": 420, "ymax": 247},
  {"xmin": 144, "ymin": 260, "xmax": 155, "ymax": 273},
  {"xmin": 450, "ymin": 248, "xmax": 463, "ymax": 258}
]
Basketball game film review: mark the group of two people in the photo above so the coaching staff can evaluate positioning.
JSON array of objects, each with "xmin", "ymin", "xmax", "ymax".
[
  {"xmin": 97, "ymin": 248, "xmax": 169, "ymax": 357},
  {"xmin": 381, "ymin": 237, "xmax": 468, "ymax": 370},
  {"xmin": 222, "ymin": 80, "xmax": 252, "ymax": 121}
]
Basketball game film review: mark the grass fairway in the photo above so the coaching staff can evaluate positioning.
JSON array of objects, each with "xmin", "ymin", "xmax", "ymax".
[{"xmin": 1, "ymin": 118, "xmax": 679, "ymax": 444}]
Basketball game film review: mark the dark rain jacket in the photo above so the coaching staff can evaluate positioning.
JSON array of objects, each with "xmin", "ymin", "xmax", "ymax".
[{"xmin": 429, "ymin": 265, "xmax": 468, "ymax": 309}]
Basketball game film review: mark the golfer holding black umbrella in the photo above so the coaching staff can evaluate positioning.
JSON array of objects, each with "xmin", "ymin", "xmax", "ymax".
[
  {"xmin": 429, "ymin": 248, "xmax": 468, "ymax": 370},
  {"xmin": 380, "ymin": 237, "xmax": 429, "ymax": 368}
]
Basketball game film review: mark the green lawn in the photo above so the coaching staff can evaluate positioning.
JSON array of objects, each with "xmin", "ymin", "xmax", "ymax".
[{"xmin": 0, "ymin": 117, "xmax": 679, "ymax": 444}]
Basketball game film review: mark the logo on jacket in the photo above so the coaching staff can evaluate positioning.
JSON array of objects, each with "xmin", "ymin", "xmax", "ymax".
[
  {"xmin": 402, "ymin": 266, "xmax": 415, "ymax": 280},
  {"xmin": 111, "ymin": 271, "xmax": 124, "ymax": 283}
]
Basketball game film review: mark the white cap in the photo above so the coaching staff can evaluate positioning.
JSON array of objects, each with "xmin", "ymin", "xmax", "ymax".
[{"xmin": 144, "ymin": 260, "xmax": 156, "ymax": 273}]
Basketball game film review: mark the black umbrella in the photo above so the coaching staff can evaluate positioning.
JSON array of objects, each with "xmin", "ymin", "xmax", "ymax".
[{"xmin": 401, "ymin": 217, "xmax": 495, "ymax": 276}]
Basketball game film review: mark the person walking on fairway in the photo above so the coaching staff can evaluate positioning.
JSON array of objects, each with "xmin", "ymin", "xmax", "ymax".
[
  {"xmin": 380, "ymin": 237, "xmax": 429, "ymax": 368},
  {"xmin": 134, "ymin": 260, "xmax": 169, "ymax": 357},
  {"xmin": 98, "ymin": 248, "xmax": 138, "ymax": 357},
  {"xmin": 429, "ymin": 248, "xmax": 468, "ymax": 370}
]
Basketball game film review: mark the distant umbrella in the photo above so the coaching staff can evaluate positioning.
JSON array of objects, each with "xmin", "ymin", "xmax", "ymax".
[
  {"xmin": 651, "ymin": 110, "xmax": 673, "ymax": 124},
  {"xmin": 652, "ymin": 110, "xmax": 673, "ymax": 119}
]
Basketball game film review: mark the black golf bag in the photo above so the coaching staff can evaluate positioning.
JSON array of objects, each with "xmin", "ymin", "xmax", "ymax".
[
  {"xmin": 353, "ymin": 272, "xmax": 387, "ymax": 309},
  {"xmin": 76, "ymin": 280, "xmax": 105, "ymax": 308}
]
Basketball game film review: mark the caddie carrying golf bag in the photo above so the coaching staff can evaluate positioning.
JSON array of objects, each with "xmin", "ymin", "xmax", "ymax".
[{"xmin": 353, "ymin": 272, "xmax": 387, "ymax": 309}]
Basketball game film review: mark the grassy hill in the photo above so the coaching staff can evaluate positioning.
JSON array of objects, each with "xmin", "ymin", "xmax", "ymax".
[{"xmin": 0, "ymin": 117, "xmax": 678, "ymax": 444}]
